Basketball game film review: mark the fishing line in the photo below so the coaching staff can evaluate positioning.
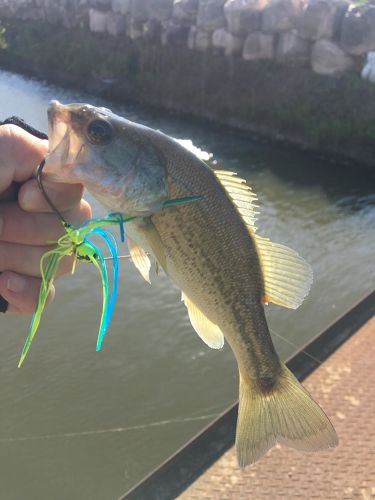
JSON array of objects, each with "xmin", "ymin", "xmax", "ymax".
[
  {"xmin": 269, "ymin": 327, "xmax": 322, "ymax": 366},
  {"xmin": 0, "ymin": 413, "xmax": 219, "ymax": 443},
  {"xmin": 104, "ymin": 254, "xmax": 131, "ymax": 261}
]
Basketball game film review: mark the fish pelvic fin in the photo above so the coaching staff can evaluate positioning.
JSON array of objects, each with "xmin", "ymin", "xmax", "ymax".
[
  {"xmin": 127, "ymin": 237, "xmax": 151, "ymax": 284},
  {"xmin": 236, "ymin": 364, "xmax": 338, "ymax": 467}
]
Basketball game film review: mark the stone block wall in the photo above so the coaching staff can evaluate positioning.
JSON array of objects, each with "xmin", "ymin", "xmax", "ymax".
[{"xmin": 0, "ymin": 0, "xmax": 375, "ymax": 82}]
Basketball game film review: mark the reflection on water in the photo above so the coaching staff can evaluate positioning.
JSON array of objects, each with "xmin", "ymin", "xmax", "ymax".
[{"xmin": 0, "ymin": 70, "xmax": 374, "ymax": 500}]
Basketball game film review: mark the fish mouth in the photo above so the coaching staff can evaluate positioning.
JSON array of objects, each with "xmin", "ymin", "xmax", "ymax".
[
  {"xmin": 44, "ymin": 100, "xmax": 85, "ymax": 182},
  {"xmin": 47, "ymin": 100, "xmax": 70, "ymax": 153}
]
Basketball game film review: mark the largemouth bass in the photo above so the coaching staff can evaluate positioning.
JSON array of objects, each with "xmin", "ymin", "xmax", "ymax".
[{"xmin": 44, "ymin": 100, "xmax": 338, "ymax": 466}]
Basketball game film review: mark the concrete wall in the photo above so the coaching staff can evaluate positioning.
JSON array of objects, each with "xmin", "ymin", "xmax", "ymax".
[
  {"xmin": 0, "ymin": 0, "xmax": 375, "ymax": 82},
  {"xmin": 0, "ymin": 0, "xmax": 375, "ymax": 167}
]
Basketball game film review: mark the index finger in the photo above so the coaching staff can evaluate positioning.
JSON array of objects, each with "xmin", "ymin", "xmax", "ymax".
[{"xmin": 0, "ymin": 124, "xmax": 48, "ymax": 191}]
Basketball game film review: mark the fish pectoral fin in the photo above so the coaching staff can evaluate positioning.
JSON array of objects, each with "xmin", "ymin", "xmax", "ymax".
[
  {"xmin": 127, "ymin": 237, "xmax": 151, "ymax": 284},
  {"xmin": 138, "ymin": 219, "xmax": 167, "ymax": 272},
  {"xmin": 254, "ymin": 234, "xmax": 313, "ymax": 309},
  {"xmin": 181, "ymin": 292, "xmax": 224, "ymax": 349}
]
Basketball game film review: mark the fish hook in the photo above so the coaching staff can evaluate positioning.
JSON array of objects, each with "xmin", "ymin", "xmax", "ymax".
[{"xmin": 36, "ymin": 158, "xmax": 69, "ymax": 226}]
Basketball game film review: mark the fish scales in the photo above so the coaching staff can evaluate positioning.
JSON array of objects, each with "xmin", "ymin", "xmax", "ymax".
[
  {"xmin": 144, "ymin": 135, "xmax": 281, "ymax": 384},
  {"xmin": 43, "ymin": 101, "xmax": 338, "ymax": 467}
]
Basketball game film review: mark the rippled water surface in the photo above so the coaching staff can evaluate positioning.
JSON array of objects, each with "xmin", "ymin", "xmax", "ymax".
[{"xmin": 0, "ymin": 70, "xmax": 374, "ymax": 500}]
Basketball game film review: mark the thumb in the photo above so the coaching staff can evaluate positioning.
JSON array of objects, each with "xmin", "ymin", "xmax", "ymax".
[{"xmin": 0, "ymin": 124, "xmax": 48, "ymax": 192}]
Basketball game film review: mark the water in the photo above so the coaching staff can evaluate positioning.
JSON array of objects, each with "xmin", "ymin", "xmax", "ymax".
[{"xmin": 0, "ymin": 70, "xmax": 374, "ymax": 500}]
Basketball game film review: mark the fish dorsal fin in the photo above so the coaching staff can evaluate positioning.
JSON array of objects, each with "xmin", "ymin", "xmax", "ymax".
[
  {"xmin": 127, "ymin": 237, "xmax": 151, "ymax": 284},
  {"xmin": 181, "ymin": 292, "xmax": 224, "ymax": 349},
  {"xmin": 214, "ymin": 170, "xmax": 259, "ymax": 230},
  {"xmin": 215, "ymin": 170, "xmax": 312, "ymax": 309}
]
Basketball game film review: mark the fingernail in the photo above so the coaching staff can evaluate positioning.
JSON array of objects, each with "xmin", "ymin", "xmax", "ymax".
[{"xmin": 7, "ymin": 274, "xmax": 26, "ymax": 293}]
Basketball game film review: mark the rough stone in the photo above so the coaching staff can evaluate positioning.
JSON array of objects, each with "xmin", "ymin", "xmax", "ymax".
[
  {"xmin": 143, "ymin": 18, "xmax": 162, "ymax": 40},
  {"xmin": 187, "ymin": 24, "xmax": 197, "ymax": 48},
  {"xmin": 148, "ymin": 0, "xmax": 174, "ymax": 20},
  {"xmin": 172, "ymin": 0, "xmax": 199, "ymax": 25},
  {"xmin": 242, "ymin": 31, "xmax": 274, "ymax": 60},
  {"xmin": 89, "ymin": 0, "xmax": 111, "ymax": 11},
  {"xmin": 107, "ymin": 11, "xmax": 126, "ymax": 35},
  {"xmin": 61, "ymin": 9, "xmax": 78, "ymax": 29},
  {"xmin": 340, "ymin": 3, "xmax": 375, "ymax": 56},
  {"xmin": 188, "ymin": 25, "xmax": 212, "ymax": 49},
  {"xmin": 197, "ymin": 0, "xmax": 226, "ymax": 32},
  {"xmin": 311, "ymin": 39, "xmax": 354, "ymax": 75},
  {"xmin": 196, "ymin": 28, "xmax": 213, "ymax": 49},
  {"xmin": 89, "ymin": 7, "xmax": 109, "ymax": 32},
  {"xmin": 111, "ymin": 0, "xmax": 130, "ymax": 15},
  {"xmin": 126, "ymin": 17, "xmax": 143, "ymax": 39},
  {"xmin": 161, "ymin": 19, "xmax": 190, "ymax": 45},
  {"xmin": 276, "ymin": 29, "xmax": 310, "ymax": 64},
  {"xmin": 38, "ymin": 6, "xmax": 47, "ymax": 19},
  {"xmin": 45, "ymin": 6, "xmax": 61, "ymax": 24},
  {"xmin": 298, "ymin": 0, "xmax": 348, "ymax": 41},
  {"xmin": 130, "ymin": 0, "xmax": 149, "ymax": 22},
  {"xmin": 21, "ymin": 5, "xmax": 42, "ymax": 20},
  {"xmin": 261, "ymin": 0, "xmax": 302, "ymax": 33},
  {"xmin": 361, "ymin": 51, "xmax": 375, "ymax": 84},
  {"xmin": 224, "ymin": 0, "xmax": 264, "ymax": 36},
  {"xmin": 212, "ymin": 27, "xmax": 243, "ymax": 55}
]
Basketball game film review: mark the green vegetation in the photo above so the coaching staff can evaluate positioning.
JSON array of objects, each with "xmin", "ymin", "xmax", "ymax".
[{"xmin": 1, "ymin": 19, "xmax": 375, "ymax": 167}]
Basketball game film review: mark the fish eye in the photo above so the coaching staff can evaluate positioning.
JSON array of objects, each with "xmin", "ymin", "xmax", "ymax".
[{"xmin": 87, "ymin": 119, "xmax": 114, "ymax": 145}]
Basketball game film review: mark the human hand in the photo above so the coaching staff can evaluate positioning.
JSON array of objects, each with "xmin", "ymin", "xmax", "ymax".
[{"xmin": 0, "ymin": 123, "xmax": 91, "ymax": 314}]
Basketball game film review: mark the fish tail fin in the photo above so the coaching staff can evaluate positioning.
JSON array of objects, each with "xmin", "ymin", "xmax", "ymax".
[{"xmin": 236, "ymin": 363, "xmax": 338, "ymax": 467}]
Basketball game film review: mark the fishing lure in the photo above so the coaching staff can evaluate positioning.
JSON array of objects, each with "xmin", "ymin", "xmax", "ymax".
[
  {"xmin": 18, "ymin": 159, "xmax": 201, "ymax": 367},
  {"xmin": 18, "ymin": 213, "xmax": 132, "ymax": 367}
]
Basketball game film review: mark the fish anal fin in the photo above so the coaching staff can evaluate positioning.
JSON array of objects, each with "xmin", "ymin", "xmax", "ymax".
[
  {"xmin": 182, "ymin": 292, "xmax": 224, "ymax": 349},
  {"xmin": 127, "ymin": 237, "xmax": 151, "ymax": 284}
]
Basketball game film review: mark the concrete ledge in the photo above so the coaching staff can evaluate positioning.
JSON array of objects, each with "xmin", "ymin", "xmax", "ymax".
[{"xmin": 120, "ymin": 291, "xmax": 375, "ymax": 499}]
